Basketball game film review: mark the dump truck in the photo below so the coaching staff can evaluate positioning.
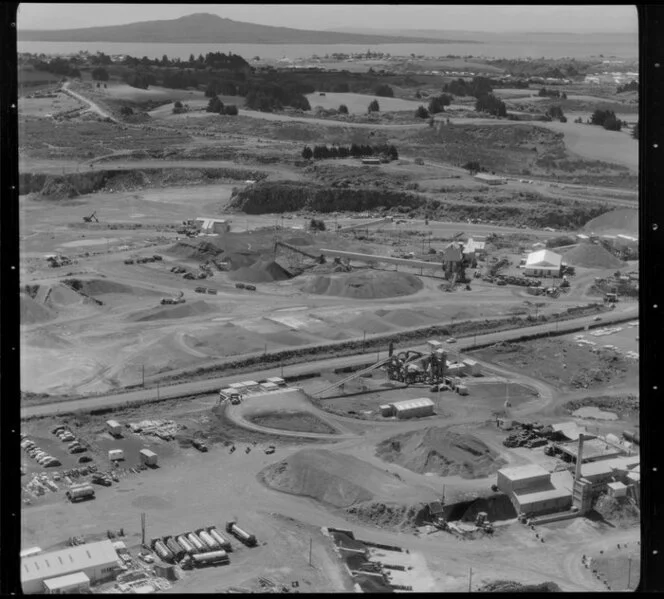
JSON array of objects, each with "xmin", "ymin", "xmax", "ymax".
[
  {"xmin": 139, "ymin": 449, "xmax": 158, "ymax": 467},
  {"xmin": 196, "ymin": 529, "xmax": 221, "ymax": 551},
  {"xmin": 66, "ymin": 484, "xmax": 95, "ymax": 502},
  {"xmin": 152, "ymin": 540, "xmax": 174, "ymax": 563},
  {"xmin": 208, "ymin": 528, "xmax": 233, "ymax": 551},
  {"xmin": 187, "ymin": 532, "xmax": 206, "ymax": 553},
  {"xmin": 106, "ymin": 420, "xmax": 122, "ymax": 438},
  {"xmin": 190, "ymin": 550, "xmax": 229, "ymax": 567},
  {"xmin": 226, "ymin": 522, "xmax": 257, "ymax": 547}
]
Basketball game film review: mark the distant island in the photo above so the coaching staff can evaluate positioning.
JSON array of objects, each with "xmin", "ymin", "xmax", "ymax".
[{"xmin": 18, "ymin": 12, "xmax": 480, "ymax": 45}]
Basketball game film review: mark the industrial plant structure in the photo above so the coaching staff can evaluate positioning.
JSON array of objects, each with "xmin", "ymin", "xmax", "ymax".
[
  {"xmin": 21, "ymin": 540, "xmax": 120, "ymax": 594},
  {"xmin": 523, "ymin": 249, "xmax": 563, "ymax": 277}
]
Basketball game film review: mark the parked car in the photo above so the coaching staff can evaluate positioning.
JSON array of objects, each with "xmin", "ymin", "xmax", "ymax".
[
  {"xmin": 192, "ymin": 439, "xmax": 208, "ymax": 452},
  {"xmin": 446, "ymin": 338, "xmax": 457, "ymax": 344},
  {"xmin": 91, "ymin": 475, "xmax": 112, "ymax": 486},
  {"xmin": 138, "ymin": 552, "xmax": 155, "ymax": 564},
  {"xmin": 44, "ymin": 458, "xmax": 61, "ymax": 467},
  {"xmin": 70, "ymin": 446, "xmax": 87, "ymax": 454},
  {"xmin": 593, "ymin": 316, "xmax": 602, "ymax": 321},
  {"xmin": 78, "ymin": 455, "xmax": 93, "ymax": 464},
  {"xmin": 67, "ymin": 441, "xmax": 81, "ymax": 449},
  {"xmin": 52, "ymin": 426, "xmax": 66, "ymax": 435}
]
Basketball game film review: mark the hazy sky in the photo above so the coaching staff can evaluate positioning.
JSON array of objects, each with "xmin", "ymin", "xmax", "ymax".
[{"xmin": 17, "ymin": 4, "xmax": 638, "ymax": 33}]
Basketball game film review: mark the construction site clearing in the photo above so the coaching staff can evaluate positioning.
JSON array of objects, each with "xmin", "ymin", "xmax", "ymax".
[{"xmin": 18, "ymin": 58, "xmax": 642, "ymax": 592}]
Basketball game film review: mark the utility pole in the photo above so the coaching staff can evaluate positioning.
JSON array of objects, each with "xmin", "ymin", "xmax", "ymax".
[
  {"xmin": 141, "ymin": 512, "xmax": 146, "ymax": 546},
  {"xmin": 309, "ymin": 537, "xmax": 313, "ymax": 567},
  {"xmin": 468, "ymin": 567, "xmax": 473, "ymax": 593},
  {"xmin": 627, "ymin": 556, "xmax": 632, "ymax": 589}
]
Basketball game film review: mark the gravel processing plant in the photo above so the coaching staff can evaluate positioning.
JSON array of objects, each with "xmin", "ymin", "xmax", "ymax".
[{"xmin": 17, "ymin": 15, "xmax": 641, "ymax": 594}]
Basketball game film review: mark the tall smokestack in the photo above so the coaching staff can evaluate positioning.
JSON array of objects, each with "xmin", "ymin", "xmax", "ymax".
[{"xmin": 574, "ymin": 434, "xmax": 585, "ymax": 483}]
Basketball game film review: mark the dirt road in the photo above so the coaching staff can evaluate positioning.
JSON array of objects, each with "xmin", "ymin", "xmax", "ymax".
[
  {"xmin": 61, "ymin": 81, "xmax": 118, "ymax": 123},
  {"xmin": 20, "ymin": 306, "xmax": 637, "ymax": 419}
]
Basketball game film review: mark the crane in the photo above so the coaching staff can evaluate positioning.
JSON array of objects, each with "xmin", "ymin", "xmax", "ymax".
[{"xmin": 83, "ymin": 211, "xmax": 99, "ymax": 223}]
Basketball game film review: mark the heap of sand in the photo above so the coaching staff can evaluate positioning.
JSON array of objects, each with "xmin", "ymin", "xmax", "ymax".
[
  {"xmin": 583, "ymin": 209, "xmax": 638, "ymax": 237},
  {"xmin": 376, "ymin": 428, "xmax": 507, "ymax": 479},
  {"xmin": 167, "ymin": 239, "xmax": 224, "ymax": 261},
  {"xmin": 301, "ymin": 271, "xmax": 423, "ymax": 299},
  {"xmin": 228, "ymin": 258, "xmax": 293, "ymax": 283},
  {"xmin": 563, "ymin": 243, "xmax": 624, "ymax": 269},
  {"xmin": 259, "ymin": 449, "xmax": 437, "ymax": 508}
]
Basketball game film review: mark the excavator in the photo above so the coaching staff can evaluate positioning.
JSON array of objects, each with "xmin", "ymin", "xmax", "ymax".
[{"xmin": 82, "ymin": 211, "xmax": 99, "ymax": 223}]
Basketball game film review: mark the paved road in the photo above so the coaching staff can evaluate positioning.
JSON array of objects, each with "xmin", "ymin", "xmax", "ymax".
[{"xmin": 20, "ymin": 305, "xmax": 637, "ymax": 419}]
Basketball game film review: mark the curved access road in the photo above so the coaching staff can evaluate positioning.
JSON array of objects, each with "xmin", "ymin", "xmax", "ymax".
[
  {"xmin": 61, "ymin": 81, "xmax": 119, "ymax": 123},
  {"xmin": 20, "ymin": 304, "xmax": 637, "ymax": 420}
]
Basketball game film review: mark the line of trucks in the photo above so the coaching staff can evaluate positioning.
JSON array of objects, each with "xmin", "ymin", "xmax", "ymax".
[{"xmin": 150, "ymin": 522, "xmax": 257, "ymax": 568}]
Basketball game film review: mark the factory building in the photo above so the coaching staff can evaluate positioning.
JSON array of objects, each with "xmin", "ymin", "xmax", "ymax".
[
  {"xmin": 391, "ymin": 397, "xmax": 435, "ymax": 419},
  {"xmin": 557, "ymin": 437, "xmax": 626, "ymax": 464},
  {"xmin": 523, "ymin": 249, "xmax": 563, "ymax": 277},
  {"xmin": 195, "ymin": 218, "xmax": 231, "ymax": 235},
  {"xmin": 21, "ymin": 540, "xmax": 121, "ymax": 594},
  {"xmin": 474, "ymin": 173, "xmax": 506, "ymax": 185},
  {"xmin": 497, "ymin": 464, "xmax": 572, "ymax": 517}
]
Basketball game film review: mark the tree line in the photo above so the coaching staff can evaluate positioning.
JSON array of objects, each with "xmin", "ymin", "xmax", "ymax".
[
  {"xmin": 301, "ymin": 144, "xmax": 399, "ymax": 161},
  {"xmin": 538, "ymin": 87, "xmax": 568, "ymax": 99}
]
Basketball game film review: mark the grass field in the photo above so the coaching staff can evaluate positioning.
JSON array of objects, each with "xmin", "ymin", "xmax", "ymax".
[
  {"xmin": 306, "ymin": 92, "xmax": 425, "ymax": 114},
  {"xmin": 18, "ymin": 92, "xmax": 83, "ymax": 117}
]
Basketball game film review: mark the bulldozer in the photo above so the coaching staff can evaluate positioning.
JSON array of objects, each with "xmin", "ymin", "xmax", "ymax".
[{"xmin": 83, "ymin": 211, "xmax": 99, "ymax": 223}]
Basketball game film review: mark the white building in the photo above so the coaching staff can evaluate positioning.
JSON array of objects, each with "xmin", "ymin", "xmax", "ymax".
[
  {"xmin": 524, "ymin": 249, "xmax": 562, "ymax": 277},
  {"xmin": 21, "ymin": 540, "xmax": 121, "ymax": 594},
  {"xmin": 195, "ymin": 218, "xmax": 231, "ymax": 235},
  {"xmin": 391, "ymin": 397, "xmax": 435, "ymax": 419}
]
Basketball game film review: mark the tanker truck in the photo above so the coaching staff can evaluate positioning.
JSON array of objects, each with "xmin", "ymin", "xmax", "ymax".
[
  {"xmin": 207, "ymin": 527, "xmax": 233, "ymax": 551},
  {"xmin": 191, "ymin": 550, "xmax": 230, "ymax": 567},
  {"xmin": 187, "ymin": 532, "xmax": 206, "ymax": 553},
  {"xmin": 225, "ymin": 521, "xmax": 257, "ymax": 547},
  {"xmin": 65, "ymin": 484, "xmax": 95, "ymax": 503},
  {"xmin": 196, "ymin": 528, "xmax": 222, "ymax": 551},
  {"xmin": 151, "ymin": 539, "xmax": 174, "ymax": 563},
  {"xmin": 176, "ymin": 535, "xmax": 197, "ymax": 555}
]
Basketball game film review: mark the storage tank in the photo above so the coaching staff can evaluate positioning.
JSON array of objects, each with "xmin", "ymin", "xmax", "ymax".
[
  {"xmin": 176, "ymin": 535, "xmax": 196, "ymax": 554},
  {"xmin": 152, "ymin": 540, "xmax": 174, "ymax": 563},
  {"xmin": 191, "ymin": 550, "xmax": 229, "ymax": 566},
  {"xmin": 196, "ymin": 529, "xmax": 221, "ymax": 551},
  {"xmin": 165, "ymin": 537, "xmax": 185, "ymax": 560},
  {"xmin": 208, "ymin": 528, "xmax": 232, "ymax": 551},
  {"xmin": 187, "ymin": 532, "xmax": 206, "ymax": 553},
  {"xmin": 225, "ymin": 521, "xmax": 257, "ymax": 547}
]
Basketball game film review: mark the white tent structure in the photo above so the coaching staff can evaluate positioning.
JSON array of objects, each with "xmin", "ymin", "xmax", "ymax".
[{"xmin": 524, "ymin": 249, "xmax": 562, "ymax": 277}]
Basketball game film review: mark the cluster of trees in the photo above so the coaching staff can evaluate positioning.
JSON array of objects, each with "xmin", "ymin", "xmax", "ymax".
[
  {"xmin": 545, "ymin": 105, "xmax": 566, "ymax": 122},
  {"xmin": 443, "ymin": 76, "xmax": 493, "ymax": 98},
  {"xmin": 91, "ymin": 67, "xmax": 109, "ymax": 81},
  {"xmin": 374, "ymin": 84, "xmax": 394, "ymax": 97},
  {"xmin": 367, "ymin": 99, "xmax": 380, "ymax": 113},
  {"xmin": 538, "ymin": 87, "xmax": 567, "ymax": 99},
  {"xmin": 122, "ymin": 70, "xmax": 155, "ymax": 90},
  {"xmin": 122, "ymin": 52, "xmax": 250, "ymax": 72},
  {"xmin": 590, "ymin": 109, "xmax": 622, "ymax": 131},
  {"xmin": 617, "ymin": 80, "xmax": 638, "ymax": 93},
  {"xmin": 475, "ymin": 93, "xmax": 507, "ymax": 117},
  {"xmin": 338, "ymin": 104, "xmax": 349, "ymax": 114},
  {"xmin": 301, "ymin": 143, "xmax": 398, "ymax": 161},
  {"xmin": 415, "ymin": 106, "xmax": 430, "ymax": 119},
  {"xmin": 31, "ymin": 57, "xmax": 80, "ymax": 78},
  {"xmin": 463, "ymin": 161, "xmax": 483, "ymax": 174},
  {"xmin": 205, "ymin": 79, "xmax": 241, "ymax": 97},
  {"xmin": 162, "ymin": 69, "xmax": 201, "ymax": 90},
  {"xmin": 244, "ymin": 82, "xmax": 310, "ymax": 112},
  {"xmin": 632, "ymin": 121, "xmax": 639, "ymax": 139},
  {"xmin": 205, "ymin": 97, "xmax": 239, "ymax": 115},
  {"xmin": 309, "ymin": 218, "xmax": 326, "ymax": 231},
  {"xmin": 428, "ymin": 93, "xmax": 453, "ymax": 114}
]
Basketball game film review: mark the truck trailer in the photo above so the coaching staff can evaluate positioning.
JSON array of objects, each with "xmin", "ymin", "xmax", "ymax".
[
  {"xmin": 164, "ymin": 537, "xmax": 186, "ymax": 561},
  {"xmin": 207, "ymin": 528, "xmax": 233, "ymax": 551},
  {"xmin": 176, "ymin": 535, "xmax": 197, "ymax": 554},
  {"xmin": 225, "ymin": 521, "xmax": 257, "ymax": 547},
  {"xmin": 139, "ymin": 449, "xmax": 158, "ymax": 467},
  {"xmin": 191, "ymin": 550, "xmax": 229, "ymax": 567},
  {"xmin": 196, "ymin": 529, "xmax": 221, "ymax": 551},
  {"xmin": 108, "ymin": 449, "xmax": 125, "ymax": 461},
  {"xmin": 106, "ymin": 420, "xmax": 122, "ymax": 438},
  {"xmin": 152, "ymin": 540, "xmax": 174, "ymax": 563},
  {"xmin": 65, "ymin": 484, "xmax": 95, "ymax": 502},
  {"xmin": 187, "ymin": 532, "xmax": 206, "ymax": 553}
]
